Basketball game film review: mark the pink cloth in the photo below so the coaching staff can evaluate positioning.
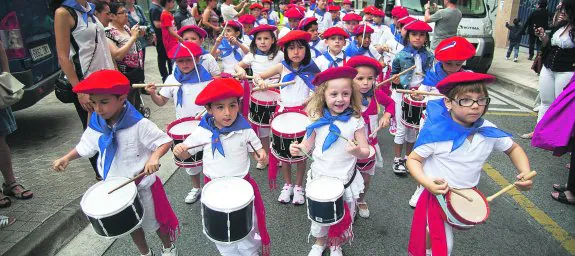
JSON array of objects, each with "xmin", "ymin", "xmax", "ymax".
[
  {"xmin": 137, "ymin": 176, "xmax": 181, "ymax": 242},
  {"xmin": 532, "ymin": 74, "xmax": 575, "ymax": 156},
  {"xmin": 241, "ymin": 79, "xmax": 251, "ymax": 118},
  {"xmin": 361, "ymin": 87, "xmax": 395, "ymax": 145},
  {"xmin": 204, "ymin": 175, "xmax": 271, "ymax": 256},
  {"xmin": 408, "ymin": 189, "xmax": 448, "ymax": 256},
  {"xmin": 327, "ymin": 202, "xmax": 354, "ymax": 247}
]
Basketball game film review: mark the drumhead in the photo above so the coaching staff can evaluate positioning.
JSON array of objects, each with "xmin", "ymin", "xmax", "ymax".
[
  {"xmin": 201, "ymin": 177, "xmax": 255, "ymax": 212},
  {"xmin": 271, "ymin": 112, "xmax": 309, "ymax": 134},
  {"xmin": 449, "ymin": 188, "xmax": 489, "ymax": 224},
  {"xmin": 170, "ymin": 120, "xmax": 199, "ymax": 136},
  {"xmin": 81, "ymin": 177, "xmax": 138, "ymax": 218},
  {"xmin": 251, "ymin": 90, "xmax": 280, "ymax": 105},
  {"xmin": 307, "ymin": 177, "xmax": 344, "ymax": 202},
  {"xmin": 403, "ymin": 94, "xmax": 427, "ymax": 107}
]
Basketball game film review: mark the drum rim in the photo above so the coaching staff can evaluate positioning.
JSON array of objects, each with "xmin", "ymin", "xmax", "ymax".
[
  {"xmin": 446, "ymin": 187, "xmax": 490, "ymax": 225},
  {"xmin": 306, "ymin": 177, "xmax": 345, "ymax": 202},
  {"xmin": 250, "ymin": 89, "xmax": 280, "ymax": 106},
  {"xmin": 248, "ymin": 116, "xmax": 272, "ymax": 128},
  {"xmin": 270, "ymin": 148, "xmax": 307, "ymax": 163},
  {"xmin": 401, "ymin": 119, "xmax": 420, "ymax": 129},
  {"xmin": 202, "ymin": 225, "xmax": 255, "ymax": 244},
  {"xmin": 91, "ymin": 214, "xmax": 144, "ymax": 239},
  {"xmin": 403, "ymin": 94, "xmax": 427, "ymax": 107},
  {"xmin": 307, "ymin": 213, "xmax": 344, "ymax": 226},
  {"xmin": 200, "ymin": 177, "xmax": 255, "ymax": 212},
  {"xmin": 270, "ymin": 110, "xmax": 309, "ymax": 137},
  {"xmin": 174, "ymin": 158, "xmax": 203, "ymax": 168},
  {"xmin": 81, "ymin": 177, "xmax": 138, "ymax": 218},
  {"xmin": 166, "ymin": 116, "xmax": 202, "ymax": 140}
]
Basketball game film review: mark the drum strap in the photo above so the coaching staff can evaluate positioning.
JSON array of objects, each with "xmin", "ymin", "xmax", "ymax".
[{"xmin": 343, "ymin": 169, "xmax": 357, "ymax": 189}]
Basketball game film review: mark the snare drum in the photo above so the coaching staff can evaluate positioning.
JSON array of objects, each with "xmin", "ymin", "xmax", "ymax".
[
  {"xmin": 401, "ymin": 94, "xmax": 426, "ymax": 129},
  {"xmin": 166, "ymin": 117, "xmax": 203, "ymax": 168},
  {"xmin": 441, "ymin": 188, "xmax": 490, "ymax": 230},
  {"xmin": 306, "ymin": 177, "xmax": 345, "ymax": 226},
  {"xmin": 356, "ymin": 145, "xmax": 376, "ymax": 172},
  {"xmin": 249, "ymin": 90, "xmax": 279, "ymax": 128},
  {"xmin": 270, "ymin": 110, "xmax": 310, "ymax": 163},
  {"xmin": 81, "ymin": 177, "xmax": 144, "ymax": 238},
  {"xmin": 201, "ymin": 177, "xmax": 255, "ymax": 244}
]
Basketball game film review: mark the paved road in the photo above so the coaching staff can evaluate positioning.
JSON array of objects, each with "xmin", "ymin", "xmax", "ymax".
[{"xmin": 97, "ymin": 88, "xmax": 575, "ymax": 256}]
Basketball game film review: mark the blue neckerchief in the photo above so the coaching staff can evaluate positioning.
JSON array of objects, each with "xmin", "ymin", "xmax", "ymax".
[
  {"xmin": 390, "ymin": 23, "xmax": 402, "ymax": 43},
  {"xmin": 306, "ymin": 108, "xmax": 353, "ymax": 152},
  {"xmin": 174, "ymin": 60, "xmax": 213, "ymax": 108},
  {"xmin": 218, "ymin": 38, "xmax": 243, "ymax": 61},
  {"xmin": 62, "ymin": 0, "xmax": 96, "ymax": 24},
  {"xmin": 422, "ymin": 62, "xmax": 454, "ymax": 87},
  {"xmin": 310, "ymin": 39, "xmax": 322, "ymax": 57},
  {"xmin": 322, "ymin": 51, "xmax": 344, "ymax": 68},
  {"xmin": 201, "ymin": 48, "xmax": 209, "ymax": 55},
  {"xmin": 310, "ymin": 3, "xmax": 317, "ymax": 11},
  {"xmin": 315, "ymin": 7, "xmax": 326, "ymax": 19},
  {"xmin": 249, "ymin": 35, "xmax": 254, "ymax": 41},
  {"xmin": 267, "ymin": 18, "xmax": 276, "ymax": 25},
  {"xmin": 281, "ymin": 60, "xmax": 321, "ymax": 90},
  {"xmin": 415, "ymin": 99, "xmax": 512, "ymax": 151},
  {"xmin": 198, "ymin": 114, "xmax": 252, "ymax": 157},
  {"xmin": 404, "ymin": 44, "xmax": 430, "ymax": 63},
  {"xmin": 333, "ymin": 18, "xmax": 340, "ymax": 24},
  {"xmin": 361, "ymin": 87, "xmax": 374, "ymax": 106},
  {"xmin": 255, "ymin": 49, "xmax": 268, "ymax": 56},
  {"xmin": 341, "ymin": 10, "xmax": 348, "ymax": 14},
  {"xmin": 345, "ymin": 41, "xmax": 374, "ymax": 58},
  {"xmin": 88, "ymin": 102, "xmax": 143, "ymax": 179}
]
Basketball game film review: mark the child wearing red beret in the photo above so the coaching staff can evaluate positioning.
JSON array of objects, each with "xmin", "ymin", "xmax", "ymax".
[
  {"xmin": 289, "ymin": 66, "xmax": 370, "ymax": 256},
  {"xmin": 172, "ymin": 78, "xmax": 270, "ymax": 256},
  {"xmin": 278, "ymin": 6, "xmax": 306, "ymax": 39},
  {"xmin": 53, "ymin": 70, "xmax": 178, "ymax": 256},
  {"xmin": 177, "ymin": 26, "xmax": 221, "ymax": 78},
  {"xmin": 406, "ymin": 72, "xmax": 532, "ymax": 256},
  {"xmin": 344, "ymin": 24, "xmax": 382, "ymax": 60},
  {"xmin": 211, "ymin": 20, "xmax": 250, "ymax": 74},
  {"xmin": 315, "ymin": 27, "xmax": 349, "ymax": 71},
  {"xmin": 238, "ymin": 14, "xmax": 257, "ymax": 46},
  {"xmin": 340, "ymin": 13, "xmax": 362, "ymax": 39},
  {"xmin": 345, "ymin": 56, "xmax": 395, "ymax": 218},
  {"xmin": 305, "ymin": 0, "xmax": 331, "ymax": 33},
  {"xmin": 298, "ymin": 17, "xmax": 327, "ymax": 59},
  {"xmin": 250, "ymin": 3, "xmax": 266, "ymax": 27}
]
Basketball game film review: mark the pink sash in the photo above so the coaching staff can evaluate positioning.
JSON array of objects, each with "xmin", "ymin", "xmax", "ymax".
[
  {"xmin": 408, "ymin": 189, "xmax": 448, "ymax": 256},
  {"xmin": 136, "ymin": 176, "xmax": 180, "ymax": 242}
]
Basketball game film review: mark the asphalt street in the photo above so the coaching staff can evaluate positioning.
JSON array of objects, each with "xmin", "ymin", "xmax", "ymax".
[{"xmin": 99, "ymin": 89, "xmax": 575, "ymax": 256}]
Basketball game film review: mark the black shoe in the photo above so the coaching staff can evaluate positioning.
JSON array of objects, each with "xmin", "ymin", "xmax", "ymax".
[
  {"xmin": 392, "ymin": 158, "xmax": 407, "ymax": 175},
  {"xmin": 528, "ymin": 56, "xmax": 533, "ymax": 61}
]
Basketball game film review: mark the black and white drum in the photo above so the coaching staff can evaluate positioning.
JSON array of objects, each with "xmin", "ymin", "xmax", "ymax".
[
  {"xmin": 249, "ymin": 89, "xmax": 280, "ymax": 128},
  {"xmin": 201, "ymin": 177, "xmax": 255, "ymax": 244},
  {"xmin": 166, "ymin": 117, "xmax": 204, "ymax": 168},
  {"xmin": 306, "ymin": 177, "xmax": 345, "ymax": 226},
  {"xmin": 81, "ymin": 177, "xmax": 144, "ymax": 238},
  {"xmin": 401, "ymin": 94, "xmax": 427, "ymax": 129},
  {"xmin": 270, "ymin": 110, "xmax": 309, "ymax": 163}
]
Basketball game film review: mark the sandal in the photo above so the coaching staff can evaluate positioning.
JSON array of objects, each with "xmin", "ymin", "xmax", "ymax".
[
  {"xmin": 2, "ymin": 182, "xmax": 33, "ymax": 200},
  {"xmin": 551, "ymin": 191, "xmax": 575, "ymax": 205},
  {"xmin": 553, "ymin": 184, "xmax": 568, "ymax": 192},
  {"xmin": 0, "ymin": 193, "xmax": 11, "ymax": 208},
  {"xmin": 0, "ymin": 216, "xmax": 15, "ymax": 229}
]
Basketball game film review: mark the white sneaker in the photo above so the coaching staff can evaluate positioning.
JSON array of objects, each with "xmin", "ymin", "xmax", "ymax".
[
  {"xmin": 292, "ymin": 185, "xmax": 305, "ymax": 205},
  {"xmin": 278, "ymin": 184, "xmax": 293, "ymax": 203},
  {"xmin": 330, "ymin": 246, "xmax": 344, "ymax": 256},
  {"xmin": 357, "ymin": 202, "xmax": 370, "ymax": 218},
  {"xmin": 505, "ymin": 56, "xmax": 510, "ymax": 60},
  {"xmin": 513, "ymin": 58, "xmax": 518, "ymax": 62},
  {"xmin": 141, "ymin": 250, "xmax": 154, "ymax": 256},
  {"xmin": 307, "ymin": 244, "xmax": 326, "ymax": 256},
  {"xmin": 256, "ymin": 161, "xmax": 268, "ymax": 170},
  {"xmin": 184, "ymin": 188, "xmax": 201, "ymax": 204},
  {"xmin": 409, "ymin": 185, "xmax": 424, "ymax": 208},
  {"xmin": 161, "ymin": 244, "xmax": 178, "ymax": 256},
  {"xmin": 533, "ymin": 105, "xmax": 540, "ymax": 112}
]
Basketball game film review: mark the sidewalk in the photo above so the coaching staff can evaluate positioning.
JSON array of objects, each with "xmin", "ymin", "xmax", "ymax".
[{"xmin": 488, "ymin": 46, "xmax": 540, "ymax": 103}]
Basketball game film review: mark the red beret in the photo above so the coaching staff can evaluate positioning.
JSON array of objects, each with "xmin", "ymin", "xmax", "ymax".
[
  {"xmin": 223, "ymin": 20, "xmax": 243, "ymax": 29},
  {"xmin": 392, "ymin": 7, "xmax": 409, "ymax": 18},
  {"xmin": 73, "ymin": 70, "xmax": 130, "ymax": 95},
  {"xmin": 404, "ymin": 20, "xmax": 432, "ymax": 32},
  {"xmin": 372, "ymin": 9, "xmax": 386, "ymax": 17},
  {"xmin": 363, "ymin": 6, "xmax": 377, "ymax": 14},
  {"xmin": 322, "ymin": 27, "xmax": 349, "ymax": 39},
  {"xmin": 343, "ymin": 13, "xmax": 362, "ymax": 22},
  {"xmin": 327, "ymin": 0, "xmax": 334, "ymax": 4},
  {"xmin": 391, "ymin": 6, "xmax": 401, "ymax": 16},
  {"xmin": 342, "ymin": 0, "xmax": 352, "ymax": 5},
  {"xmin": 346, "ymin": 56, "xmax": 383, "ymax": 76},
  {"xmin": 312, "ymin": 66, "xmax": 358, "ymax": 86},
  {"xmin": 195, "ymin": 78, "xmax": 244, "ymax": 106},
  {"xmin": 284, "ymin": 7, "xmax": 305, "ymax": 19},
  {"xmin": 262, "ymin": 0, "xmax": 272, "ymax": 3},
  {"xmin": 262, "ymin": 8, "xmax": 270, "ymax": 13},
  {"xmin": 435, "ymin": 36, "xmax": 476, "ymax": 62},
  {"xmin": 177, "ymin": 25, "xmax": 207, "ymax": 39},
  {"xmin": 168, "ymin": 41, "xmax": 203, "ymax": 59},
  {"xmin": 352, "ymin": 24, "xmax": 374, "ymax": 36},
  {"xmin": 397, "ymin": 16, "xmax": 416, "ymax": 25},
  {"xmin": 248, "ymin": 24, "xmax": 277, "ymax": 36},
  {"xmin": 436, "ymin": 72, "xmax": 496, "ymax": 95},
  {"xmin": 277, "ymin": 30, "xmax": 311, "ymax": 47},
  {"xmin": 249, "ymin": 3, "xmax": 263, "ymax": 9},
  {"xmin": 328, "ymin": 5, "xmax": 341, "ymax": 12},
  {"xmin": 238, "ymin": 14, "xmax": 256, "ymax": 25},
  {"xmin": 298, "ymin": 17, "xmax": 318, "ymax": 30}
]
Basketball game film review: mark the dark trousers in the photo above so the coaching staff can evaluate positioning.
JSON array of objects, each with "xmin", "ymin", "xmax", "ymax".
[
  {"xmin": 528, "ymin": 34, "xmax": 542, "ymax": 59},
  {"xmin": 506, "ymin": 42, "xmax": 520, "ymax": 59},
  {"xmin": 72, "ymin": 94, "xmax": 101, "ymax": 180},
  {"xmin": 568, "ymin": 142, "xmax": 575, "ymax": 193},
  {"xmin": 155, "ymin": 42, "xmax": 172, "ymax": 82}
]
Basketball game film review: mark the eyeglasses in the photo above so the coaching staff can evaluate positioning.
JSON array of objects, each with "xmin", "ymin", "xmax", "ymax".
[
  {"xmin": 115, "ymin": 11, "xmax": 128, "ymax": 15},
  {"xmin": 450, "ymin": 97, "xmax": 491, "ymax": 107}
]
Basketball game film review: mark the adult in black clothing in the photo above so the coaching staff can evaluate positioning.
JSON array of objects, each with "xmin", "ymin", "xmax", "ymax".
[
  {"xmin": 174, "ymin": 0, "xmax": 194, "ymax": 29},
  {"xmin": 522, "ymin": 0, "xmax": 550, "ymax": 60},
  {"xmin": 149, "ymin": 0, "xmax": 172, "ymax": 81}
]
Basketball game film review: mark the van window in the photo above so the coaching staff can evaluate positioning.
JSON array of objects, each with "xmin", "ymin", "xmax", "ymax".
[{"xmin": 402, "ymin": 0, "xmax": 486, "ymax": 18}]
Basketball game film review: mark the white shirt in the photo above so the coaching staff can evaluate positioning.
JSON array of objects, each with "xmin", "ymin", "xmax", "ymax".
[
  {"xmin": 279, "ymin": 63, "xmax": 312, "ymax": 107},
  {"xmin": 76, "ymin": 118, "xmax": 172, "ymax": 180},
  {"xmin": 221, "ymin": 41, "xmax": 245, "ymax": 74},
  {"xmin": 160, "ymin": 75, "xmax": 209, "ymax": 119},
  {"xmin": 551, "ymin": 25, "xmax": 575, "ymax": 49},
  {"xmin": 221, "ymin": 3, "xmax": 238, "ymax": 22},
  {"xmin": 305, "ymin": 9, "xmax": 332, "ymax": 33},
  {"xmin": 409, "ymin": 54, "xmax": 424, "ymax": 88},
  {"xmin": 242, "ymin": 51, "xmax": 284, "ymax": 83},
  {"xmin": 372, "ymin": 24, "xmax": 393, "ymax": 48},
  {"xmin": 309, "ymin": 116, "xmax": 365, "ymax": 181},
  {"xmin": 314, "ymin": 50, "xmax": 348, "ymax": 71},
  {"xmin": 309, "ymin": 39, "xmax": 327, "ymax": 59},
  {"xmin": 170, "ymin": 53, "xmax": 221, "ymax": 77},
  {"xmin": 414, "ymin": 120, "xmax": 513, "ymax": 189},
  {"xmin": 183, "ymin": 126, "xmax": 262, "ymax": 179},
  {"xmin": 242, "ymin": 34, "xmax": 253, "ymax": 48},
  {"xmin": 278, "ymin": 27, "xmax": 292, "ymax": 39}
]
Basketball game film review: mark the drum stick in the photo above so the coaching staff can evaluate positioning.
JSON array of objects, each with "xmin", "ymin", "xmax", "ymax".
[
  {"xmin": 247, "ymin": 141, "xmax": 261, "ymax": 159},
  {"xmin": 108, "ymin": 172, "xmax": 146, "ymax": 194},
  {"xmin": 487, "ymin": 171, "xmax": 537, "ymax": 202},
  {"xmin": 376, "ymin": 65, "xmax": 416, "ymax": 88},
  {"xmin": 416, "ymin": 72, "xmax": 426, "ymax": 77},
  {"xmin": 395, "ymin": 89, "xmax": 445, "ymax": 97},
  {"xmin": 253, "ymin": 81, "xmax": 296, "ymax": 91},
  {"xmin": 233, "ymin": 74, "xmax": 254, "ymax": 79},
  {"xmin": 195, "ymin": 109, "xmax": 207, "ymax": 119},
  {"xmin": 333, "ymin": 131, "xmax": 357, "ymax": 145},
  {"xmin": 299, "ymin": 148, "xmax": 314, "ymax": 161},
  {"xmin": 132, "ymin": 83, "xmax": 181, "ymax": 88},
  {"xmin": 369, "ymin": 126, "xmax": 382, "ymax": 138},
  {"xmin": 434, "ymin": 180, "xmax": 473, "ymax": 202}
]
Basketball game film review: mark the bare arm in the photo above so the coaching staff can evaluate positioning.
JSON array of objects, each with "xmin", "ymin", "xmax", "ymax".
[
  {"xmin": 210, "ymin": 35, "xmax": 223, "ymax": 57},
  {"xmin": 108, "ymin": 26, "xmax": 140, "ymax": 61},
  {"xmin": 52, "ymin": 148, "xmax": 82, "ymax": 172},
  {"xmin": 504, "ymin": 142, "xmax": 533, "ymax": 190},
  {"xmin": 406, "ymin": 151, "xmax": 448, "ymax": 194},
  {"xmin": 168, "ymin": 27, "xmax": 184, "ymax": 42},
  {"xmin": 252, "ymin": 63, "xmax": 283, "ymax": 87},
  {"xmin": 0, "ymin": 40, "xmax": 8, "ymax": 72},
  {"xmin": 55, "ymin": 8, "xmax": 79, "ymax": 86},
  {"xmin": 144, "ymin": 142, "xmax": 171, "ymax": 174}
]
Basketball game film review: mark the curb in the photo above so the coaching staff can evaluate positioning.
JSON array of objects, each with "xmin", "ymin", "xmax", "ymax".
[
  {"xmin": 5, "ymin": 197, "xmax": 87, "ymax": 256},
  {"xmin": 492, "ymin": 74, "xmax": 539, "ymax": 103}
]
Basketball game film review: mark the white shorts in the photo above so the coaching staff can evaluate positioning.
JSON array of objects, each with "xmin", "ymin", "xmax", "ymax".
[
  {"xmin": 392, "ymin": 90, "xmax": 418, "ymax": 144},
  {"xmin": 137, "ymin": 175, "xmax": 160, "ymax": 232},
  {"xmin": 215, "ymin": 214, "xmax": 261, "ymax": 256},
  {"xmin": 185, "ymin": 166, "xmax": 202, "ymax": 176}
]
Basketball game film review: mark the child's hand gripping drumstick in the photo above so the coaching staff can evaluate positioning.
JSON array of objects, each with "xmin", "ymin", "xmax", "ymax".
[
  {"xmin": 289, "ymin": 141, "xmax": 314, "ymax": 161},
  {"xmin": 434, "ymin": 180, "xmax": 474, "ymax": 202},
  {"xmin": 172, "ymin": 142, "xmax": 210, "ymax": 160},
  {"xmin": 487, "ymin": 171, "xmax": 537, "ymax": 202}
]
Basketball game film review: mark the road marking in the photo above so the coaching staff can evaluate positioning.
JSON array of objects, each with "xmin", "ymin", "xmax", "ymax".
[
  {"xmin": 483, "ymin": 163, "xmax": 575, "ymax": 255},
  {"xmin": 487, "ymin": 89, "xmax": 533, "ymax": 113},
  {"xmin": 485, "ymin": 112, "xmax": 537, "ymax": 117}
]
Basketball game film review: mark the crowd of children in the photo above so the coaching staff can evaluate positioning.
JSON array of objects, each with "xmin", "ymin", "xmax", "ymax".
[{"xmin": 51, "ymin": 2, "xmax": 535, "ymax": 256}]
